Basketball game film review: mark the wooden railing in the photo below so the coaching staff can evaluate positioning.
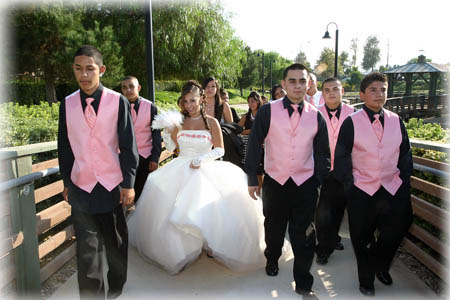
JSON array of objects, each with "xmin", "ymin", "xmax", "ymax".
[
  {"xmin": 352, "ymin": 94, "xmax": 449, "ymax": 119},
  {"xmin": 0, "ymin": 142, "xmax": 173, "ymax": 298},
  {"xmin": 404, "ymin": 140, "xmax": 449, "ymax": 279},
  {"xmin": 0, "ymin": 139, "xmax": 447, "ymax": 296}
]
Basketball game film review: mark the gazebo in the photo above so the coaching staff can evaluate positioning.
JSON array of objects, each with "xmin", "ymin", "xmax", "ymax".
[{"xmin": 383, "ymin": 54, "xmax": 448, "ymax": 98}]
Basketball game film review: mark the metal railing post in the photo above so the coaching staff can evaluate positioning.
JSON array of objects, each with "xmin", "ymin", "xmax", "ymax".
[{"xmin": 4, "ymin": 153, "xmax": 41, "ymax": 296}]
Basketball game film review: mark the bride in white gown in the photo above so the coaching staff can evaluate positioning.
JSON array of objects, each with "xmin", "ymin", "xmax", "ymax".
[{"xmin": 128, "ymin": 80, "xmax": 291, "ymax": 275}]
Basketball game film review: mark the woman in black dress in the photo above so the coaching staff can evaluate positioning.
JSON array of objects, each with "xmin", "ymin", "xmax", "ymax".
[{"xmin": 239, "ymin": 91, "xmax": 264, "ymax": 193}]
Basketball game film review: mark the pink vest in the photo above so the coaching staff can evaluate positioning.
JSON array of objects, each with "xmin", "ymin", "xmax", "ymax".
[
  {"xmin": 66, "ymin": 88, "xmax": 123, "ymax": 193},
  {"xmin": 134, "ymin": 98, "xmax": 153, "ymax": 158},
  {"xmin": 265, "ymin": 99, "xmax": 318, "ymax": 186},
  {"xmin": 351, "ymin": 109, "xmax": 402, "ymax": 196},
  {"xmin": 318, "ymin": 103, "xmax": 354, "ymax": 171}
]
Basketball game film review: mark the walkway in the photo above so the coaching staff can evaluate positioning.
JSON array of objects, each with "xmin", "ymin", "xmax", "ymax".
[{"xmin": 49, "ymin": 217, "xmax": 439, "ymax": 300}]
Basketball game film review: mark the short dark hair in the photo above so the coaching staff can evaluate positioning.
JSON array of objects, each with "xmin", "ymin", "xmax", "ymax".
[
  {"xmin": 283, "ymin": 63, "xmax": 309, "ymax": 80},
  {"xmin": 360, "ymin": 72, "xmax": 387, "ymax": 93},
  {"xmin": 74, "ymin": 45, "xmax": 103, "ymax": 66},
  {"xmin": 322, "ymin": 77, "xmax": 342, "ymax": 89},
  {"xmin": 122, "ymin": 75, "xmax": 139, "ymax": 84}
]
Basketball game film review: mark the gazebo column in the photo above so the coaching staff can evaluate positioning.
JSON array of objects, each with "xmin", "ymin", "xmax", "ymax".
[
  {"xmin": 405, "ymin": 73, "xmax": 412, "ymax": 96},
  {"xmin": 387, "ymin": 73, "xmax": 394, "ymax": 98},
  {"xmin": 428, "ymin": 72, "xmax": 438, "ymax": 110}
]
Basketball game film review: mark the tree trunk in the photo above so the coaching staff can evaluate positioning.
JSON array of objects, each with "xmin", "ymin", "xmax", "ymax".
[
  {"xmin": 239, "ymin": 86, "xmax": 243, "ymax": 97},
  {"xmin": 44, "ymin": 65, "xmax": 57, "ymax": 103}
]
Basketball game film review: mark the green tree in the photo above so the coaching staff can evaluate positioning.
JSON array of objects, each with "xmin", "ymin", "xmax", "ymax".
[
  {"xmin": 263, "ymin": 51, "xmax": 293, "ymax": 90},
  {"xmin": 362, "ymin": 35, "xmax": 381, "ymax": 72},
  {"xmin": 294, "ymin": 51, "xmax": 311, "ymax": 69},
  {"xmin": 314, "ymin": 47, "xmax": 345, "ymax": 79},
  {"xmin": 12, "ymin": 2, "xmax": 124, "ymax": 102},
  {"xmin": 350, "ymin": 38, "xmax": 358, "ymax": 67},
  {"xmin": 340, "ymin": 51, "xmax": 350, "ymax": 75},
  {"xmin": 237, "ymin": 46, "xmax": 259, "ymax": 96},
  {"xmin": 91, "ymin": 0, "xmax": 245, "ymax": 90},
  {"xmin": 347, "ymin": 67, "xmax": 363, "ymax": 92}
]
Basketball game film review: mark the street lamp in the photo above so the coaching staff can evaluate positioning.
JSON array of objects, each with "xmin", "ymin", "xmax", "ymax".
[
  {"xmin": 144, "ymin": 0, "xmax": 156, "ymax": 101},
  {"xmin": 257, "ymin": 52, "xmax": 265, "ymax": 96},
  {"xmin": 269, "ymin": 60, "xmax": 272, "ymax": 90},
  {"xmin": 322, "ymin": 22, "xmax": 339, "ymax": 78}
]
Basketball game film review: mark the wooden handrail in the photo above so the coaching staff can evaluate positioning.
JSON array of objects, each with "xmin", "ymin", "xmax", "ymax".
[{"xmin": 410, "ymin": 176, "xmax": 450, "ymax": 203}]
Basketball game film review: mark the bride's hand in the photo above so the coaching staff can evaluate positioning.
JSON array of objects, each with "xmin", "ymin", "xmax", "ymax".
[{"xmin": 190, "ymin": 160, "xmax": 201, "ymax": 169}]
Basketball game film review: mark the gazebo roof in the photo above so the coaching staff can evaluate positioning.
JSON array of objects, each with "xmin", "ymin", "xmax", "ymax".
[{"xmin": 384, "ymin": 55, "xmax": 449, "ymax": 74}]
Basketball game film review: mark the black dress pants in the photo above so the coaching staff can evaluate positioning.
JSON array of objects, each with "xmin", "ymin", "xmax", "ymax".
[
  {"xmin": 346, "ymin": 183, "xmax": 413, "ymax": 287},
  {"xmin": 262, "ymin": 175, "xmax": 319, "ymax": 291},
  {"xmin": 315, "ymin": 173, "xmax": 347, "ymax": 257},
  {"xmin": 71, "ymin": 204, "xmax": 128, "ymax": 299},
  {"xmin": 134, "ymin": 155, "xmax": 151, "ymax": 204}
]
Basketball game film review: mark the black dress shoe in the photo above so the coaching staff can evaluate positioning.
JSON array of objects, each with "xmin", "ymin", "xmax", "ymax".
[
  {"xmin": 376, "ymin": 271, "xmax": 393, "ymax": 285},
  {"xmin": 359, "ymin": 285, "xmax": 375, "ymax": 297},
  {"xmin": 295, "ymin": 288, "xmax": 319, "ymax": 300},
  {"xmin": 265, "ymin": 261, "xmax": 279, "ymax": 276},
  {"xmin": 315, "ymin": 253, "xmax": 329, "ymax": 265},
  {"xmin": 107, "ymin": 289, "xmax": 122, "ymax": 299},
  {"xmin": 334, "ymin": 241, "xmax": 344, "ymax": 251}
]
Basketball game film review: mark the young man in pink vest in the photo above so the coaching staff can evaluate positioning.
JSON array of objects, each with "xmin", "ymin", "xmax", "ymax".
[
  {"xmin": 245, "ymin": 63, "xmax": 330, "ymax": 300},
  {"xmin": 58, "ymin": 45, "xmax": 138, "ymax": 299},
  {"xmin": 315, "ymin": 77, "xmax": 355, "ymax": 265},
  {"xmin": 334, "ymin": 73, "xmax": 413, "ymax": 297},
  {"xmin": 306, "ymin": 73, "xmax": 325, "ymax": 107},
  {"xmin": 121, "ymin": 76, "xmax": 161, "ymax": 203}
]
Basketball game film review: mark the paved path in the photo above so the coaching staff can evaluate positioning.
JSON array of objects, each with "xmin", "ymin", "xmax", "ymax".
[{"xmin": 50, "ymin": 217, "xmax": 440, "ymax": 300}]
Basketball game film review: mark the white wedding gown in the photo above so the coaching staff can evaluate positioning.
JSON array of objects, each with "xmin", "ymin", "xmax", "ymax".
[{"xmin": 128, "ymin": 129, "xmax": 291, "ymax": 274}]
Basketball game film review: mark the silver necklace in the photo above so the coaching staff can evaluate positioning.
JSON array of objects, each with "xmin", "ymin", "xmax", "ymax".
[{"xmin": 190, "ymin": 114, "xmax": 202, "ymax": 120}]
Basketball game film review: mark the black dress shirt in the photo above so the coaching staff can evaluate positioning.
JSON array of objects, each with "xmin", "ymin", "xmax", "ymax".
[
  {"xmin": 333, "ymin": 105, "xmax": 413, "ymax": 192},
  {"xmin": 58, "ymin": 83, "xmax": 139, "ymax": 213},
  {"xmin": 244, "ymin": 96, "xmax": 330, "ymax": 187},
  {"xmin": 325, "ymin": 103, "xmax": 343, "ymax": 119},
  {"xmin": 130, "ymin": 96, "xmax": 162, "ymax": 163}
]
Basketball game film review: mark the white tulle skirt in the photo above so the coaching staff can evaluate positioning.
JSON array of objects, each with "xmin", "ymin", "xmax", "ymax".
[{"xmin": 127, "ymin": 156, "xmax": 292, "ymax": 274}]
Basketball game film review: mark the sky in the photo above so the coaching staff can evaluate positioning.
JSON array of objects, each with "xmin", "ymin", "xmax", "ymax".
[
  {"xmin": 222, "ymin": 0, "xmax": 450, "ymax": 68},
  {"xmin": 0, "ymin": 0, "xmax": 449, "ymax": 77}
]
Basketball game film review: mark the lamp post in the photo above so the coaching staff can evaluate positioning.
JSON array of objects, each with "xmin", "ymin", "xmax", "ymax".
[
  {"xmin": 322, "ymin": 22, "xmax": 339, "ymax": 78},
  {"xmin": 269, "ymin": 60, "xmax": 273, "ymax": 91},
  {"xmin": 144, "ymin": 0, "xmax": 155, "ymax": 101},
  {"xmin": 257, "ymin": 52, "xmax": 265, "ymax": 96}
]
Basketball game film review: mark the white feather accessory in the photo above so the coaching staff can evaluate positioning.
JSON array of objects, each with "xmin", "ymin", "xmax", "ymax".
[{"xmin": 151, "ymin": 110, "xmax": 184, "ymax": 130}]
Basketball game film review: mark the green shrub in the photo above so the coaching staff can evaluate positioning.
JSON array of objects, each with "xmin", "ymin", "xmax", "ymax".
[
  {"xmin": 405, "ymin": 118, "xmax": 449, "ymax": 163},
  {"xmin": 154, "ymin": 80, "xmax": 185, "ymax": 93},
  {"xmin": 0, "ymin": 101, "xmax": 59, "ymax": 147},
  {"xmin": 6, "ymin": 80, "xmax": 79, "ymax": 105}
]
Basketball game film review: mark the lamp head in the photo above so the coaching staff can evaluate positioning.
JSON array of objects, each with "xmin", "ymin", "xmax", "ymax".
[{"xmin": 322, "ymin": 31, "xmax": 331, "ymax": 39}]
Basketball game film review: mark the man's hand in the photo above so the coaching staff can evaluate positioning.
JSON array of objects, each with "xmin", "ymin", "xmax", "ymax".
[
  {"xmin": 62, "ymin": 187, "xmax": 69, "ymax": 202},
  {"xmin": 149, "ymin": 161, "xmax": 159, "ymax": 172},
  {"xmin": 120, "ymin": 188, "xmax": 135, "ymax": 207},
  {"xmin": 248, "ymin": 186, "xmax": 260, "ymax": 200}
]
